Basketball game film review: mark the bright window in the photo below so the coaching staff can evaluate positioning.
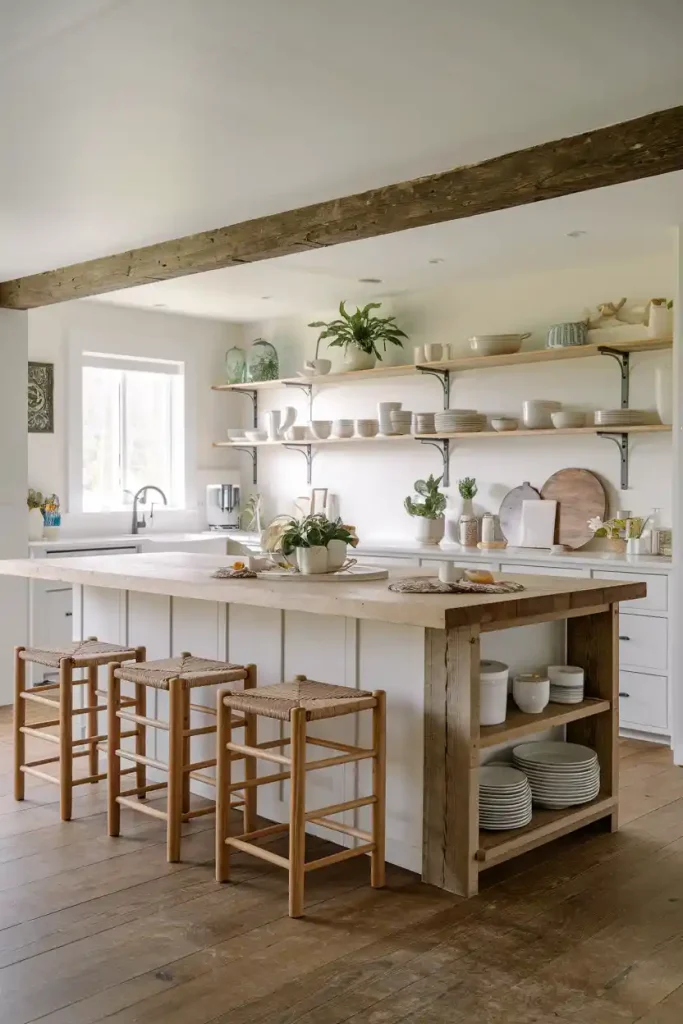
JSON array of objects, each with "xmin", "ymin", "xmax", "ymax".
[{"xmin": 81, "ymin": 353, "xmax": 185, "ymax": 512}]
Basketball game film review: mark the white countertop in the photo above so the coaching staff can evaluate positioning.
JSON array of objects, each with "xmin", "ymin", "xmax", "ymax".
[{"xmin": 28, "ymin": 530, "xmax": 234, "ymax": 552}]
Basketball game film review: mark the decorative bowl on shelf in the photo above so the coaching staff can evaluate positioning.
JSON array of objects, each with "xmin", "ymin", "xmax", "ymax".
[
  {"xmin": 551, "ymin": 411, "xmax": 585, "ymax": 429},
  {"xmin": 245, "ymin": 429, "xmax": 268, "ymax": 442},
  {"xmin": 469, "ymin": 333, "xmax": 530, "ymax": 357},
  {"xmin": 491, "ymin": 417, "xmax": 518, "ymax": 431},
  {"xmin": 300, "ymin": 358, "xmax": 332, "ymax": 377},
  {"xmin": 355, "ymin": 418, "xmax": 379, "ymax": 438},
  {"xmin": 310, "ymin": 420, "xmax": 332, "ymax": 439},
  {"xmin": 227, "ymin": 428, "xmax": 246, "ymax": 440}
]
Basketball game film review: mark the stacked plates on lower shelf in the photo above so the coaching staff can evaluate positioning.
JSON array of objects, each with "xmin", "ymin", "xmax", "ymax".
[
  {"xmin": 479, "ymin": 764, "xmax": 533, "ymax": 830},
  {"xmin": 434, "ymin": 409, "xmax": 487, "ymax": 434},
  {"xmin": 548, "ymin": 664, "xmax": 584, "ymax": 704},
  {"xmin": 512, "ymin": 741, "xmax": 600, "ymax": 810},
  {"xmin": 594, "ymin": 409, "xmax": 649, "ymax": 427}
]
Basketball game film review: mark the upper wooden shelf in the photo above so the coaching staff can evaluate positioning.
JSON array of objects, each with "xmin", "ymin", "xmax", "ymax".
[
  {"xmin": 211, "ymin": 338, "xmax": 672, "ymax": 392},
  {"xmin": 479, "ymin": 698, "xmax": 610, "ymax": 748}
]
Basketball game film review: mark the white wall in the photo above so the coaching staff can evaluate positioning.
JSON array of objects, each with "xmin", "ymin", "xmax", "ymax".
[
  {"xmin": 28, "ymin": 301, "xmax": 244, "ymax": 532},
  {"xmin": 230, "ymin": 251, "xmax": 675, "ymax": 540}
]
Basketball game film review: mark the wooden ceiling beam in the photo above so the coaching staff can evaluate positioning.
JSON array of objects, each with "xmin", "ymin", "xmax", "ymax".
[{"xmin": 2, "ymin": 105, "xmax": 683, "ymax": 309}]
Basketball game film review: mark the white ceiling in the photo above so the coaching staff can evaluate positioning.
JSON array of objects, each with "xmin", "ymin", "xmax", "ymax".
[
  {"xmin": 92, "ymin": 171, "xmax": 683, "ymax": 321},
  {"xmin": 2, "ymin": 0, "xmax": 683, "ymax": 281}
]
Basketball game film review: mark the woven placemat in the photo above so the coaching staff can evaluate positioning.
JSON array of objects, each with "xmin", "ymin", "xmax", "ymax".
[
  {"xmin": 212, "ymin": 567, "xmax": 258, "ymax": 579},
  {"xmin": 388, "ymin": 577, "xmax": 525, "ymax": 595}
]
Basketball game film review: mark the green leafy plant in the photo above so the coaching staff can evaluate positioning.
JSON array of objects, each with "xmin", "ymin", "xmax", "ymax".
[
  {"xmin": 308, "ymin": 302, "xmax": 407, "ymax": 361},
  {"xmin": 278, "ymin": 515, "xmax": 356, "ymax": 556},
  {"xmin": 241, "ymin": 493, "xmax": 262, "ymax": 531},
  {"xmin": 404, "ymin": 475, "xmax": 446, "ymax": 520},
  {"xmin": 588, "ymin": 516, "xmax": 627, "ymax": 540},
  {"xmin": 650, "ymin": 297, "xmax": 674, "ymax": 310},
  {"xmin": 27, "ymin": 488, "xmax": 44, "ymax": 510},
  {"xmin": 458, "ymin": 477, "xmax": 477, "ymax": 500}
]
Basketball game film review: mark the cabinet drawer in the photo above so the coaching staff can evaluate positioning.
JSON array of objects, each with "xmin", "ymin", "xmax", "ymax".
[
  {"xmin": 501, "ymin": 563, "xmax": 590, "ymax": 578},
  {"xmin": 618, "ymin": 613, "xmax": 667, "ymax": 672},
  {"xmin": 591, "ymin": 570, "xmax": 667, "ymax": 612},
  {"xmin": 619, "ymin": 670, "xmax": 668, "ymax": 731},
  {"xmin": 363, "ymin": 555, "xmax": 420, "ymax": 568}
]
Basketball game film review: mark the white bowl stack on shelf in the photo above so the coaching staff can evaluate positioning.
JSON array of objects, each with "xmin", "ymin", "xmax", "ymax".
[
  {"xmin": 479, "ymin": 765, "xmax": 533, "ymax": 830},
  {"xmin": 512, "ymin": 741, "xmax": 600, "ymax": 810},
  {"xmin": 433, "ymin": 409, "xmax": 487, "ymax": 434},
  {"xmin": 594, "ymin": 409, "xmax": 649, "ymax": 427},
  {"xmin": 548, "ymin": 665, "xmax": 585, "ymax": 704},
  {"xmin": 390, "ymin": 409, "xmax": 413, "ymax": 435}
]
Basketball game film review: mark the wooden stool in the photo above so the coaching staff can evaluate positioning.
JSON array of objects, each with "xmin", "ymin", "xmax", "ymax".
[
  {"xmin": 14, "ymin": 637, "xmax": 144, "ymax": 820},
  {"xmin": 215, "ymin": 674, "xmax": 386, "ymax": 918},
  {"xmin": 108, "ymin": 652, "xmax": 256, "ymax": 862}
]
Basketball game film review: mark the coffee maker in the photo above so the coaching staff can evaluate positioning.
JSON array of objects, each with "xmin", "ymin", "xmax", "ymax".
[{"xmin": 206, "ymin": 475, "xmax": 241, "ymax": 530}]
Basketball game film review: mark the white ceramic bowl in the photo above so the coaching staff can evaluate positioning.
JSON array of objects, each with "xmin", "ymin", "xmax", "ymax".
[
  {"xmin": 332, "ymin": 419, "xmax": 354, "ymax": 438},
  {"xmin": 300, "ymin": 358, "xmax": 332, "ymax": 377},
  {"xmin": 414, "ymin": 412, "xmax": 436, "ymax": 434},
  {"xmin": 285, "ymin": 425, "xmax": 307, "ymax": 441},
  {"xmin": 469, "ymin": 333, "xmax": 530, "ymax": 357},
  {"xmin": 512, "ymin": 673, "xmax": 550, "ymax": 714},
  {"xmin": 310, "ymin": 420, "xmax": 332, "ymax": 440},
  {"xmin": 245, "ymin": 429, "xmax": 267, "ymax": 442},
  {"xmin": 551, "ymin": 411, "xmax": 585, "ymax": 429},
  {"xmin": 355, "ymin": 418, "xmax": 379, "ymax": 438},
  {"xmin": 522, "ymin": 400, "xmax": 562, "ymax": 429},
  {"xmin": 491, "ymin": 417, "xmax": 518, "ymax": 432},
  {"xmin": 227, "ymin": 428, "xmax": 246, "ymax": 439}
]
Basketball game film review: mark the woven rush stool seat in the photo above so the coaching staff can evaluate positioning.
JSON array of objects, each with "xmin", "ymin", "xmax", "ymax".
[
  {"xmin": 108, "ymin": 652, "xmax": 256, "ymax": 862},
  {"xmin": 14, "ymin": 637, "xmax": 143, "ymax": 821},
  {"xmin": 216, "ymin": 674, "xmax": 386, "ymax": 918}
]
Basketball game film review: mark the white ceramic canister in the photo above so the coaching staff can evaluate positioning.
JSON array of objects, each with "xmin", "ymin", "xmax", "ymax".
[
  {"xmin": 512, "ymin": 672, "xmax": 550, "ymax": 714},
  {"xmin": 480, "ymin": 659, "xmax": 509, "ymax": 726},
  {"xmin": 547, "ymin": 665, "xmax": 584, "ymax": 687},
  {"xmin": 481, "ymin": 513, "xmax": 496, "ymax": 544}
]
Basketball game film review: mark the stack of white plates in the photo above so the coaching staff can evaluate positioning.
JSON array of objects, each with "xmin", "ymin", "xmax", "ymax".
[
  {"xmin": 434, "ymin": 410, "xmax": 487, "ymax": 434},
  {"xmin": 548, "ymin": 664, "xmax": 584, "ymax": 704},
  {"xmin": 512, "ymin": 741, "xmax": 600, "ymax": 809},
  {"xmin": 479, "ymin": 764, "xmax": 533, "ymax": 830},
  {"xmin": 594, "ymin": 409, "xmax": 649, "ymax": 427}
]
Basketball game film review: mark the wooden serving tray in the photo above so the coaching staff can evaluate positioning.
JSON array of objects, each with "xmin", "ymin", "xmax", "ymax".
[{"xmin": 256, "ymin": 565, "xmax": 389, "ymax": 583}]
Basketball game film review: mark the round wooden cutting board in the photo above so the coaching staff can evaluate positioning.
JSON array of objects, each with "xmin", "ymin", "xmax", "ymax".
[
  {"xmin": 498, "ymin": 481, "xmax": 541, "ymax": 545},
  {"xmin": 540, "ymin": 468, "xmax": 606, "ymax": 549}
]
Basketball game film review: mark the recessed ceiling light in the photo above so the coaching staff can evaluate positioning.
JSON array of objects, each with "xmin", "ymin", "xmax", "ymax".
[
  {"xmin": 358, "ymin": 277, "xmax": 382, "ymax": 284},
  {"xmin": 566, "ymin": 230, "xmax": 587, "ymax": 238},
  {"xmin": 428, "ymin": 258, "xmax": 445, "ymax": 264}
]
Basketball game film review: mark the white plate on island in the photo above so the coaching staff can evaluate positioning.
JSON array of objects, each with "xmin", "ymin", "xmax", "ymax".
[{"xmin": 256, "ymin": 565, "xmax": 389, "ymax": 583}]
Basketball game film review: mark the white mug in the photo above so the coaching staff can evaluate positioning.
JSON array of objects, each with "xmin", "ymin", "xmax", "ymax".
[
  {"xmin": 438, "ymin": 562, "xmax": 465, "ymax": 584},
  {"xmin": 424, "ymin": 343, "xmax": 443, "ymax": 361}
]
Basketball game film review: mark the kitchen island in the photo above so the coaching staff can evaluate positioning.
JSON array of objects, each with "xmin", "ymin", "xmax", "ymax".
[{"xmin": 0, "ymin": 551, "xmax": 645, "ymax": 896}]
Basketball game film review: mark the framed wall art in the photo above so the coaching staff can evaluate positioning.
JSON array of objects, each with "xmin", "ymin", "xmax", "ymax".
[{"xmin": 28, "ymin": 361, "xmax": 54, "ymax": 433}]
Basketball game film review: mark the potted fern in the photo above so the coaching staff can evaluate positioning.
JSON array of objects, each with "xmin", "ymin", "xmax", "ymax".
[
  {"xmin": 308, "ymin": 301, "xmax": 407, "ymax": 372},
  {"xmin": 404, "ymin": 474, "xmax": 446, "ymax": 545}
]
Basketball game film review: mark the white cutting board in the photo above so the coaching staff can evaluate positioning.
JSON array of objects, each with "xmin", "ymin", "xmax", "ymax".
[{"xmin": 519, "ymin": 499, "xmax": 557, "ymax": 548}]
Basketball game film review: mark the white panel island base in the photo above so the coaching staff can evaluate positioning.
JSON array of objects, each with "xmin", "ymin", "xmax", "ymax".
[{"xmin": 0, "ymin": 552, "xmax": 645, "ymax": 898}]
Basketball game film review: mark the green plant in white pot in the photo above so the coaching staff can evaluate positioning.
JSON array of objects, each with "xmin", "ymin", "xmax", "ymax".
[
  {"xmin": 404, "ymin": 475, "xmax": 446, "ymax": 545},
  {"xmin": 308, "ymin": 301, "xmax": 407, "ymax": 372},
  {"xmin": 278, "ymin": 515, "xmax": 357, "ymax": 574}
]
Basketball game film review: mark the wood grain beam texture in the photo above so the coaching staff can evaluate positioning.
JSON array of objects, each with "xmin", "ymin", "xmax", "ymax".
[{"xmin": 2, "ymin": 104, "xmax": 683, "ymax": 309}]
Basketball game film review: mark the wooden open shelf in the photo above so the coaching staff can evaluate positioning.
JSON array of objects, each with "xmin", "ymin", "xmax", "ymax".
[
  {"xmin": 212, "ymin": 435, "xmax": 412, "ymax": 448},
  {"xmin": 415, "ymin": 424, "xmax": 671, "ymax": 441},
  {"xmin": 477, "ymin": 792, "xmax": 616, "ymax": 868},
  {"xmin": 479, "ymin": 698, "xmax": 611, "ymax": 748},
  {"xmin": 211, "ymin": 337, "xmax": 672, "ymax": 392}
]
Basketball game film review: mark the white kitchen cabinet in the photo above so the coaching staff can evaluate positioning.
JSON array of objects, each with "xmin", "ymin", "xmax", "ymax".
[
  {"xmin": 619, "ymin": 670, "xmax": 668, "ymax": 733},
  {"xmin": 592, "ymin": 570, "xmax": 668, "ymax": 613},
  {"xmin": 618, "ymin": 613, "xmax": 667, "ymax": 673},
  {"xmin": 28, "ymin": 583, "xmax": 73, "ymax": 684},
  {"xmin": 501, "ymin": 563, "xmax": 590, "ymax": 578}
]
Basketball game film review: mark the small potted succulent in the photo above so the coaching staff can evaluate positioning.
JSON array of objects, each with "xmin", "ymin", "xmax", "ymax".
[
  {"xmin": 308, "ymin": 301, "xmax": 408, "ymax": 372},
  {"xmin": 457, "ymin": 477, "xmax": 478, "ymax": 518},
  {"xmin": 278, "ymin": 515, "xmax": 357, "ymax": 574},
  {"xmin": 27, "ymin": 488, "xmax": 45, "ymax": 541},
  {"xmin": 404, "ymin": 474, "xmax": 447, "ymax": 545}
]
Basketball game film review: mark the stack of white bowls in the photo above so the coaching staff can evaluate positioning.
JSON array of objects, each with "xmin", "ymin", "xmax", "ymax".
[
  {"xmin": 434, "ymin": 409, "xmax": 487, "ymax": 434},
  {"xmin": 390, "ymin": 409, "xmax": 413, "ymax": 435},
  {"xmin": 378, "ymin": 402, "xmax": 402, "ymax": 435},
  {"xmin": 414, "ymin": 412, "xmax": 436, "ymax": 434},
  {"xmin": 512, "ymin": 741, "xmax": 600, "ymax": 809},
  {"xmin": 480, "ymin": 659, "xmax": 509, "ymax": 726},
  {"xmin": 548, "ymin": 665, "xmax": 584, "ymax": 704},
  {"xmin": 522, "ymin": 400, "xmax": 562, "ymax": 429},
  {"xmin": 479, "ymin": 765, "xmax": 533, "ymax": 830},
  {"xmin": 594, "ymin": 408, "xmax": 648, "ymax": 428}
]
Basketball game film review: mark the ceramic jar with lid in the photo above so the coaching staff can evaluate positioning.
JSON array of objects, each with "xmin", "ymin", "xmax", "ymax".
[
  {"xmin": 459, "ymin": 515, "xmax": 478, "ymax": 548},
  {"xmin": 480, "ymin": 660, "xmax": 509, "ymax": 726}
]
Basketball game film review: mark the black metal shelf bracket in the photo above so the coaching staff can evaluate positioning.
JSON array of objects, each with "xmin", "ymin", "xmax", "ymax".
[
  {"xmin": 416, "ymin": 366, "xmax": 451, "ymax": 409},
  {"xmin": 230, "ymin": 389, "xmax": 259, "ymax": 427},
  {"xmin": 283, "ymin": 381, "xmax": 314, "ymax": 418},
  {"xmin": 283, "ymin": 443, "xmax": 314, "ymax": 485},
  {"xmin": 597, "ymin": 432, "xmax": 629, "ymax": 490},
  {"xmin": 231, "ymin": 446, "xmax": 258, "ymax": 485},
  {"xmin": 598, "ymin": 348, "xmax": 630, "ymax": 409},
  {"xmin": 419, "ymin": 437, "xmax": 451, "ymax": 487}
]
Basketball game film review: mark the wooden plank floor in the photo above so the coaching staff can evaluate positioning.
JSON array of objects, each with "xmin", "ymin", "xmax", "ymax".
[{"xmin": 3, "ymin": 707, "xmax": 683, "ymax": 1023}]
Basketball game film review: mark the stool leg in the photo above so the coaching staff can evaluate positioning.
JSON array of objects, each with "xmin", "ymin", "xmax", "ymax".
[
  {"xmin": 167, "ymin": 678, "xmax": 184, "ymax": 863},
  {"xmin": 182, "ymin": 688, "xmax": 191, "ymax": 815},
  {"xmin": 87, "ymin": 664, "xmax": 99, "ymax": 781},
  {"xmin": 242, "ymin": 663, "xmax": 258, "ymax": 833},
  {"xmin": 216, "ymin": 694, "xmax": 232, "ymax": 883},
  {"xmin": 135, "ymin": 684, "xmax": 146, "ymax": 799},
  {"xmin": 14, "ymin": 647, "xmax": 26, "ymax": 802},
  {"xmin": 288, "ymin": 707, "xmax": 307, "ymax": 919},
  {"xmin": 59, "ymin": 658, "xmax": 73, "ymax": 822},
  {"xmin": 107, "ymin": 664, "xmax": 121, "ymax": 836},
  {"xmin": 371, "ymin": 691, "xmax": 386, "ymax": 888}
]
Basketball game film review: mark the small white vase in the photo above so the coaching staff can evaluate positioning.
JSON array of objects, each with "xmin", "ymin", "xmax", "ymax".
[
  {"xmin": 648, "ymin": 303, "xmax": 673, "ymax": 340},
  {"xmin": 326, "ymin": 539, "xmax": 347, "ymax": 571},
  {"xmin": 344, "ymin": 348, "xmax": 376, "ymax": 372},
  {"xmin": 296, "ymin": 545, "xmax": 329, "ymax": 574},
  {"xmin": 655, "ymin": 361, "xmax": 673, "ymax": 425},
  {"xmin": 414, "ymin": 517, "xmax": 445, "ymax": 545},
  {"xmin": 28, "ymin": 507, "xmax": 44, "ymax": 541},
  {"xmin": 459, "ymin": 497, "xmax": 474, "ymax": 519}
]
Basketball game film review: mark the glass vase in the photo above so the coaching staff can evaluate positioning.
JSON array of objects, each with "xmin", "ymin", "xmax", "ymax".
[
  {"xmin": 225, "ymin": 346, "xmax": 246, "ymax": 384},
  {"xmin": 246, "ymin": 339, "xmax": 279, "ymax": 382}
]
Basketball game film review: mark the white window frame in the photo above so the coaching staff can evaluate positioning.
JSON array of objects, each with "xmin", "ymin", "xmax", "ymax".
[{"xmin": 67, "ymin": 330, "xmax": 197, "ymax": 514}]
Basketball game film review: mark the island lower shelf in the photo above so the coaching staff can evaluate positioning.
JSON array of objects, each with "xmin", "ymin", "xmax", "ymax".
[{"xmin": 480, "ymin": 698, "xmax": 611, "ymax": 748}]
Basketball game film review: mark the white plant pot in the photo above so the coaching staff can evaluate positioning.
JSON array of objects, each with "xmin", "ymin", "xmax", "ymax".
[
  {"xmin": 413, "ymin": 517, "xmax": 445, "ymax": 545},
  {"xmin": 648, "ymin": 304, "xmax": 673, "ymax": 340},
  {"xmin": 343, "ymin": 348, "xmax": 376, "ymax": 372},
  {"xmin": 655, "ymin": 361, "xmax": 673, "ymax": 425},
  {"xmin": 28, "ymin": 507, "xmax": 44, "ymax": 541},
  {"xmin": 459, "ymin": 497, "xmax": 474, "ymax": 519},
  {"xmin": 326, "ymin": 539, "xmax": 347, "ymax": 571},
  {"xmin": 296, "ymin": 545, "xmax": 329, "ymax": 574}
]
